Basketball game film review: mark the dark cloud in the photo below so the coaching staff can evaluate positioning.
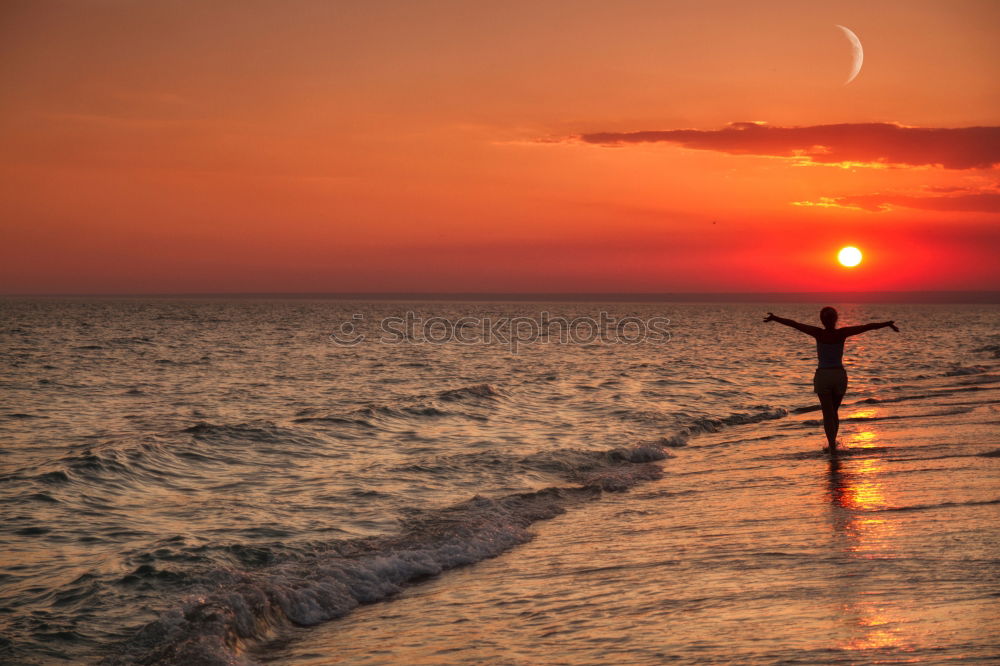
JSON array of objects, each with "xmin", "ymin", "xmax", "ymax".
[{"xmin": 579, "ymin": 122, "xmax": 1000, "ymax": 170}]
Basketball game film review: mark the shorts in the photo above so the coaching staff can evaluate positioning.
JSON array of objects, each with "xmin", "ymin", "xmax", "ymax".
[{"xmin": 813, "ymin": 367, "xmax": 848, "ymax": 395}]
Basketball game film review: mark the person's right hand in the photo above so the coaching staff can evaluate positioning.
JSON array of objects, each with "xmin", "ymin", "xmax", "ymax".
[
  {"xmin": 888, "ymin": 321, "xmax": 900, "ymax": 332},
  {"xmin": 763, "ymin": 312, "xmax": 776, "ymax": 323}
]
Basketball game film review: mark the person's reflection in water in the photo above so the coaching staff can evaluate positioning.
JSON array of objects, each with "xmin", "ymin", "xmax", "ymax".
[
  {"xmin": 827, "ymin": 455, "xmax": 848, "ymax": 508},
  {"xmin": 826, "ymin": 456, "xmax": 855, "ymax": 552},
  {"xmin": 825, "ymin": 456, "xmax": 908, "ymax": 654}
]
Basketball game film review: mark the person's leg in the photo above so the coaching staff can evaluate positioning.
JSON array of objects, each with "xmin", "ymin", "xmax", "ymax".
[
  {"xmin": 830, "ymin": 374, "xmax": 847, "ymax": 448},
  {"xmin": 833, "ymin": 388, "xmax": 845, "ymax": 410},
  {"xmin": 818, "ymin": 390, "xmax": 839, "ymax": 451}
]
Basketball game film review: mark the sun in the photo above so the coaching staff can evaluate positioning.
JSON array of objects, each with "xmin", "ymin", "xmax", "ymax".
[{"xmin": 838, "ymin": 246, "xmax": 863, "ymax": 267}]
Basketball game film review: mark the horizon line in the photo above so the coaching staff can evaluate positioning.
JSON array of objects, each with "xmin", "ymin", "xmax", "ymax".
[{"xmin": 2, "ymin": 290, "xmax": 998, "ymax": 304}]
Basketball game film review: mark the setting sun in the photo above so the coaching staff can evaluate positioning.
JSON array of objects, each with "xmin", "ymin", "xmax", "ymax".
[{"xmin": 838, "ymin": 246, "xmax": 863, "ymax": 268}]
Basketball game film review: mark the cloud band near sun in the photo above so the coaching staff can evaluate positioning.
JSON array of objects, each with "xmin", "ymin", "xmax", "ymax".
[
  {"xmin": 792, "ymin": 191, "xmax": 1000, "ymax": 213},
  {"xmin": 578, "ymin": 122, "xmax": 1000, "ymax": 170}
]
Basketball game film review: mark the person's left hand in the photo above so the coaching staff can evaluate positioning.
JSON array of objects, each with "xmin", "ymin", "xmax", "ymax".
[
  {"xmin": 763, "ymin": 312, "xmax": 776, "ymax": 323},
  {"xmin": 888, "ymin": 321, "xmax": 900, "ymax": 332}
]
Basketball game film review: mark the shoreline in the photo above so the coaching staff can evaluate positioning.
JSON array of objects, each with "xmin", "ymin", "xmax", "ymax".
[{"xmin": 261, "ymin": 376, "xmax": 1000, "ymax": 664}]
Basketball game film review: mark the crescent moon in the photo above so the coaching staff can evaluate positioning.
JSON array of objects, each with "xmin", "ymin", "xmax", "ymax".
[{"xmin": 836, "ymin": 25, "xmax": 864, "ymax": 85}]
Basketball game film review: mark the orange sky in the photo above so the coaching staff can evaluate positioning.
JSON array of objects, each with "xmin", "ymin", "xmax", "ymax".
[{"xmin": 1, "ymin": 0, "xmax": 998, "ymax": 294}]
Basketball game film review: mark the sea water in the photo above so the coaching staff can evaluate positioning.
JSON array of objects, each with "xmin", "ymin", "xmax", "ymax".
[{"xmin": 1, "ymin": 299, "xmax": 997, "ymax": 664}]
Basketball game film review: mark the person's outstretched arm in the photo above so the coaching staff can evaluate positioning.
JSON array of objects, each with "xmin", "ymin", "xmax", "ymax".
[
  {"xmin": 837, "ymin": 321, "xmax": 900, "ymax": 337},
  {"xmin": 763, "ymin": 312, "xmax": 822, "ymax": 337}
]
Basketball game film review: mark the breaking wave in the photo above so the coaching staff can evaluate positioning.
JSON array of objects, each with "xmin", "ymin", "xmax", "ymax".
[
  {"xmin": 94, "ymin": 399, "xmax": 797, "ymax": 664},
  {"xmin": 99, "ymin": 469, "xmax": 644, "ymax": 664}
]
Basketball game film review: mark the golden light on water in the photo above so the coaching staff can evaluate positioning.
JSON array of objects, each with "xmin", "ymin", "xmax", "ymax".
[
  {"xmin": 851, "ymin": 430, "xmax": 878, "ymax": 448},
  {"xmin": 846, "ymin": 458, "xmax": 889, "ymax": 512},
  {"xmin": 843, "ymin": 601, "xmax": 912, "ymax": 654},
  {"xmin": 838, "ymin": 246, "xmax": 863, "ymax": 267},
  {"xmin": 826, "ymin": 435, "xmax": 913, "ymax": 656}
]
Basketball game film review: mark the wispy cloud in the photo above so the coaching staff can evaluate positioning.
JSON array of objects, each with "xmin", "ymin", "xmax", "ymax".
[
  {"xmin": 578, "ymin": 122, "xmax": 1000, "ymax": 170},
  {"xmin": 792, "ymin": 190, "xmax": 1000, "ymax": 213}
]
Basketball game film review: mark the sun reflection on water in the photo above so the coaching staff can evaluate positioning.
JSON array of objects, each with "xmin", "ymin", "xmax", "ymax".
[
  {"xmin": 851, "ymin": 429, "xmax": 878, "ymax": 448},
  {"xmin": 830, "ymin": 455, "xmax": 897, "ymax": 556},
  {"xmin": 841, "ymin": 600, "xmax": 912, "ymax": 654},
  {"xmin": 826, "ymin": 430, "xmax": 914, "ymax": 657}
]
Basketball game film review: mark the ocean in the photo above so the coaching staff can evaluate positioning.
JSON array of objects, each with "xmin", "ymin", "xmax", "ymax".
[{"xmin": 1, "ymin": 298, "xmax": 997, "ymax": 664}]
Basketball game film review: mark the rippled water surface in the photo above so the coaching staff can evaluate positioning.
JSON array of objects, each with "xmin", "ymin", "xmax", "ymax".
[{"xmin": 1, "ymin": 299, "xmax": 997, "ymax": 664}]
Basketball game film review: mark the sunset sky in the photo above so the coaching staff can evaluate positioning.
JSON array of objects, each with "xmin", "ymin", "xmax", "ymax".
[{"xmin": 2, "ymin": 0, "xmax": 998, "ymax": 294}]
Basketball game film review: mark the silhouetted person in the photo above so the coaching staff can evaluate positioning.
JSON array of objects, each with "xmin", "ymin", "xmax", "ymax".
[{"xmin": 763, "ymin": 307, "xmax": 899, "ymax": 453}]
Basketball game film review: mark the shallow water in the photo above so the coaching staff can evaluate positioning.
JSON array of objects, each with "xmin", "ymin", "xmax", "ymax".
[
  {"xmin": 269, "ymin": 383, "xmax": 999, "ymax": 664},
  {"xmin": 1, "ymin": 299, "xmax": 997, "ymax": 664}
]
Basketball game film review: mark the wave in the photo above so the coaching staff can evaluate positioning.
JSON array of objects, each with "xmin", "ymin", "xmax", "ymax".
[
  {"xmin": 519, "ymin": 445, "xmax": 667, "ymax": 491},
  {"xmin": 95, "ymin": 438, "xmax": 666, "ymax": 666},
  {"xmin": 950, "ymin": 373, "xmax": 1000, "ymax": 386},
  {"xmin": 974, "ymin": 343, "xmax": 1000, "ymax": 359},
  {"xmin": 6, "ymin": 426, "xmax": 323, "ymax": 494},
  {"xmin": 96, "ymin": 398, "xmax": 799, "ymax": 664},
  {"xmin": 295, "ymin": 388, "xmax": 503, "ymax": 427},
  {"xmin": 389, "ymin": 444, "xmax": 668, "ymax": 493},
  {"xmin": 796, "ymin": 406, "xmax": 976, "ymax": 429},
  {"xmin": 853, "ymin": 394, "xmax": 932, "ymax": 406},
  {"xmin": 291, "ymin": 415, "xmax": 375, "ymax": 427},
  {"xmin": 355, "ymin": 404, "xmax": 452, "ymax": 420},
  {"xmin": 181, "ymin": 422, "xmax": 329, "ymax": 452},
  {"xmin": 803, "ymin": 365, "xmax": 1000, "ymax": 411},
  {"xmin": 437, "ymin": 383, "xmax": 504, "ymax": 401},
  {"xmin": 63, "ymin": 378, "xmax": 974, "ymax": 665},
  {"xmin": 646, "ymin": 405, "xmax": 789, "ymax": 448},
  {"xmin": 944, "ymin": 364, "xmax": 990, "ymax": 376},
  {"xmin": 11, "ymin": 444, "xmax": 155, "ymax": 488},
  {"xmin": 878, "ymin": 498, "xmax": 1000, "ymax": 513}
]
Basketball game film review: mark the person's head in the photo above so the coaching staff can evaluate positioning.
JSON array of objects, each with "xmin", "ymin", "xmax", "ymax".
[{"xmin": 820, "ymin": 306, "xmax": 838, "ymax": 329}]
